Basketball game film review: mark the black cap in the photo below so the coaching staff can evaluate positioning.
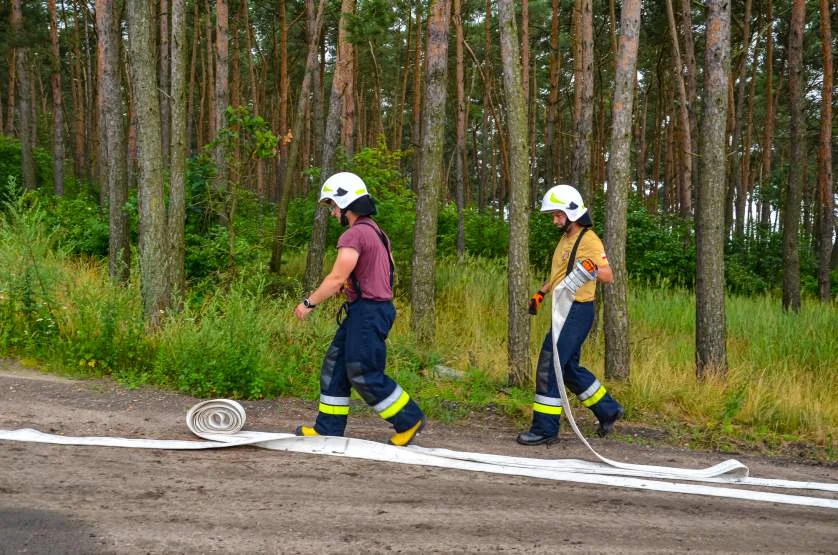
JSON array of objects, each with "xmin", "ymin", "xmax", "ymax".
[
  {"xmin": 575, "ymin": 211, "xmax": 593, "ymax": 227},
  {"xmin": 344, "ymin": 195, "xmax": 377, "ymax": 217}
]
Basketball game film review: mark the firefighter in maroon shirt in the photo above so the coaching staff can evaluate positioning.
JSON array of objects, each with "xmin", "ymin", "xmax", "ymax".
[{"xmin": 293, "ymin": 172, "xmax": 426, "ymax": 446}]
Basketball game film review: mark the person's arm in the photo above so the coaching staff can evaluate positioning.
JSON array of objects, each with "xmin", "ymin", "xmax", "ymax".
[
  {"xmin": 293, "ymin": 247, "xmax": 359, "ymax": 320},
  {"xmin": 596, "ymin": 264, "xmax": 613, "ymax": 284}
]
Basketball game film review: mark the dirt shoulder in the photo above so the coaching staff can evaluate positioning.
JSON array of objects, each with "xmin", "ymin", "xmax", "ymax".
[{"xmin": 0, "ymin": 359, "xmax": 836, "ymax": 554}]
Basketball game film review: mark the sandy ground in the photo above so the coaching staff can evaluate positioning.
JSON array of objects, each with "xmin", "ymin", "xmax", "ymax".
[{"xmin": 0, "ymin": 360, "xmax": 836, "ymax": 554}]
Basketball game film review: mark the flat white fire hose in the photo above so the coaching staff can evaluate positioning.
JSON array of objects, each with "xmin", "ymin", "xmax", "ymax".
[
  {"xmin": 0, "ymin": 270, "xmax": 836, "ymax": 508},
  {"xmin": 0, "ymin": 398, "xmax": 835, "ymax": 509}
]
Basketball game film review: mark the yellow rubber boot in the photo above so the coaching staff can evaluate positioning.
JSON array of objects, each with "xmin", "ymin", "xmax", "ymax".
[
  {"xmin": 389, "ymin": 419, "xmax": 426, "ymax": 446},
  {"xmin": 295, "ymin": 425, "xmax": 320, "ymax": 437}
]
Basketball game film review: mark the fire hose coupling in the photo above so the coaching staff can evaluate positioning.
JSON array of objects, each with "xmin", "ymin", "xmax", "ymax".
[{"xmin": 561, "ymin": 259, "xmax": 599, "ymax": 294}]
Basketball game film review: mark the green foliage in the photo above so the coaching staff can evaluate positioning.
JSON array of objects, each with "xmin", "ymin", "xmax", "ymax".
[
  {"xmin": 57, "ymin": 276, "xmax": 149, "ymax": 377},
  {"xmin": 182, "ymin": 108, "xmax": 278, "ymax": 283},
  {"xmin": 0, "ymin": 134, "xmax": 53, "ymax": 191},
  {"xmin": 0, "ymin": 185, "xmax": 62, "ymax": 354},
  {"xmin": 181, "ymin": 106, "xmax": 278, "ymax": 282},
  {"xmin": 40, "ymin": 192, "xmax": 110, "ymax": 258},
  {"xmin": 619, "ymin": 195, "xmax": 696, "ymax": 287},
  {"xmin": 437, "ymin": 204, "xmax": 511, "ymax": 261},
  {"xmin": 151, "ymin": 285, "xmax": 287, "ymax": 399},
  {"xmin": 212, "ymin": 105, "xmax": 279, "ymax": 163}
]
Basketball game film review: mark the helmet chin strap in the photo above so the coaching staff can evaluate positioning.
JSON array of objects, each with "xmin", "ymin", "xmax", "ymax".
[{"xmin": 340, "ymin": 210, "xmax": 349, "ymax": 227}]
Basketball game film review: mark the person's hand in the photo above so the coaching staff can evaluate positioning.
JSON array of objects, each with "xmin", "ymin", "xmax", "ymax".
[
  {"xmin": 528, "ymin": 291, "xmax": 545, "ymax": 315},
  {"xmin": 293, "ymin": 303, "xmax": 314, "ymax": 321}
]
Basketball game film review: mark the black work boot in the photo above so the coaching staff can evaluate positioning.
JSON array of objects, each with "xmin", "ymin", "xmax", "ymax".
[
  {"xmin": 596, "ymin": 407, "xmax": 625, "ymax": 437},
  {"xmin": 516, "ymin": 431, "xmax": 559, "ymax": 446}
]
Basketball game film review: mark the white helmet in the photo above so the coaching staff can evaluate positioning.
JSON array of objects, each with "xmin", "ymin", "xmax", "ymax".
[
  {"xmin": 540, "ymin": 184, "xmax": 588, "ymax": 221},
  {"xmin": 319, "ymin": 172, "xmax": 370, "ymax": 209}
]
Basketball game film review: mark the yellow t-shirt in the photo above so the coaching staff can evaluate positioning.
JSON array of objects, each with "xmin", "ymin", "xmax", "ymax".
[{"xmin": 547, "ymin": 228, "xmax": 609, "ymax": 302}]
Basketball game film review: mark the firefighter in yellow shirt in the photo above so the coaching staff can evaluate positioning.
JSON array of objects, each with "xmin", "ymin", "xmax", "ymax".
[{"xmin": 517, "ymin": 184, "xmax": 624, "ymax": 446}]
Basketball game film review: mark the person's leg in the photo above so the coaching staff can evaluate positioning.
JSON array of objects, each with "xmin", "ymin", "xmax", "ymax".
[
  {"xmin": 519, "ymin": 331, "xmax": 562, "ymax": 444},
  {"xmin": 558, "ymin": 302, "xmax": 623, "ymax": 434},
  {"xmin": 306, "ymin": 325, "xmax": 351, "ymax": 436},
  {"xmin": 345, "ymin": 301, "xmax": 424, "ymax": 443}
]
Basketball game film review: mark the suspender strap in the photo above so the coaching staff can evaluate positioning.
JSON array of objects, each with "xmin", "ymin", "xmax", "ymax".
[{"xmin": 565, "ymin": 227, "xmax": 590, "ymax": 277}]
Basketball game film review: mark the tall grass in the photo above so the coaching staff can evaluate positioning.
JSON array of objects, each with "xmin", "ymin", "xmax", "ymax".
[{"xmin": 0, "ymin": 202, "xmax": 835, "ymax": 454}]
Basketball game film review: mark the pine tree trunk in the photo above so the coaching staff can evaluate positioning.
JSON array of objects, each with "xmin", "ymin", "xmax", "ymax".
[
  {"xmin": 695, "ymin": 0, "xmax": 730, "ymax": 380},
  {"xmin": 604, "ymin": 0, "xmax": 640, "ymax": 382},
  {"xmin": 270, "ymin": 0, "xmax": 326, "ymax": 274},
  {"xmin": 96, "ymin": 0, "xmax": 130, "ymax": 283},
  {"xmin": 782, "ymin": 0, "xmax": 805, "ymax": 313},
  {"xmin": 11, "ymin": 0, "xmax": 35, "ymax": 191},
  {"xmin": 302, "ymin": 0, "xmax": 355, "ymax": 292},
  {"xmin": 759, "ymin": 0, "xmax": 774, "ymax": 231},
  {"xmin": 410, "ymin": 0, "xmax": 423, "ymax": 191},
  {"xmin": 738, "ymin": 61, "xmax": 757, "ymax": 239},
  {"xmin": 276, "ymin": 0, "xmax": 288, "ymax": 202},
  {"xmin": 478, "ymin": 0, "xmax": 491, "ymax": 210},
  {"xmin": 168, "ymin": 0, "xmax": 187, "ymax": 306},
  {"xmin": 571, "ymin": 0, "xmax": 594, "ymax": 201},
  {"xmin": 159, "ymin": 0, "xmax": 171, "ymax": 168},
  {"xmin": 4, "ymin": 52, "xmax": 14, "ymax": 136},
  {"xmin": 497, "ymin": 0, "xmax": 531, "ymax": 388},
  {"xmin": 816, "ymin": 0, "xmax": 833, "ymax": 302},
  {"xmin": 68, "ymin": 3, "xmax": 87, "ymax": 183},
  {"xmin": 728, "ymin": 0, "xmax": 752, "ymax": 238},
  {"xmin": 664, "ymin": 0, "xmax": 692, "ymax": 217},
  {"xmin": 197, "ymin": 7, "xmax": 207, "ymax": 149},
  {"xmin": 48, "ymin": 0, "xmax": 65, "ymax": 195},
  {"xmin": 679, "ymin": 0, "xmax": 698, "ymax": 194},
  {"xmin": 636, "ymin": 77, "xmax": 650, "ymax": 194},
  {"xmin": 186, "ymin": 0, "xmax": 199, "ymax": 153},
  {"xmin": 0, "ymin": 81, "xmax": 4, "ymax": 134},
  {"xmin": 214, "ymin": 0, "xmax": 230, "ymax": 208},
  {"xmin": 81, "ymin": 5, "xmax": 95, "ymax": 191},
  {"xmin": 392, "ymin": 12, "xmax": 412, "ymax": 153},
  {"xmin": 311, "ymin": 34, "xmax": 325, "ymax": 174},
  {"xmin": 454, "ymin": 0, "xmax": 466, "ymax": 260},
  {"xmin": 240, "ymin": 0, "xmax": 264, "ymax": 196},
  {"xmin": 410, "ymin": 0, "xmax": 451, "ymax": 343},
  {"xmin": 127, "ymin": 0, "xmax": 169, "ymax": 327},
  {"xmin": 340, "ymin": 1, "xmax": 356, "ymax": 156}
]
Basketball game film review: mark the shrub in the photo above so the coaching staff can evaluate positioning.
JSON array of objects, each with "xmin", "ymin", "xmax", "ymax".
[{"xmin": 0, "ymin": 134, "xmax": 53, "ymax": 191}]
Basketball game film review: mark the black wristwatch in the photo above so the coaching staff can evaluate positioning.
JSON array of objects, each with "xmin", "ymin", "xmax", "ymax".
[{"xmin": 303, "ymin": 297, "xmax": 316, "ymax": 309}]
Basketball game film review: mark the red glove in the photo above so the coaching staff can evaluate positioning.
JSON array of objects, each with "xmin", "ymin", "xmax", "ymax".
[{"xmin": 528, "ymin": 291, "xmax": 545, "ymax": 315}]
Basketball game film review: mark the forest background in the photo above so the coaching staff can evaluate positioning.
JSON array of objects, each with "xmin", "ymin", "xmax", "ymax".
[{"xmin": 0, "ymin": 0, "xmax": 835, "ymax": 460}]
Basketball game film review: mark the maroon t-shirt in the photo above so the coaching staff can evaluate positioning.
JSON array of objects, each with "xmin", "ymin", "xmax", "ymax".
[{"xmin": 336, "ymin": 217, "xmax": 393, "ymax": 302}]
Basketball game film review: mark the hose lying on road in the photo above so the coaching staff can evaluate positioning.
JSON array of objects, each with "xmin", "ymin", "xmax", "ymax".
[
  {"xmin": 0, "ymin": 397, "xmax": 835, "ymax": 510},
  {"xmin": 1, "ymin": 279, "xmax": 835, "ymax": 509}
]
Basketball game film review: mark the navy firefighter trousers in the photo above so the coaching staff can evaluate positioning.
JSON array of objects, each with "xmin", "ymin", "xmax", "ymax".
[
  {"xmin": 530, "ymin": 300, "xmax": 622, "ymax": 437},
  {"xmin": 314, "ymin": 299, "xmax": 424, "ymax": 436}
]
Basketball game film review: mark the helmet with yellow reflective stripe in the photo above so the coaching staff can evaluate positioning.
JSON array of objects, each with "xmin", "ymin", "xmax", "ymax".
[
  {"xmin": 540, "ymin": 184, "xmax": 589, "ymax": 222},
  {"xmin": 319, "ymin": 172, "xmax": 370, "ymax": 209}
]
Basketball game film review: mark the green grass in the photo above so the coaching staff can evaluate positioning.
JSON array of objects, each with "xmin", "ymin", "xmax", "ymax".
[{"xmin": 1, "ymin": 203, "xmax": 836, "ymax": 460}]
